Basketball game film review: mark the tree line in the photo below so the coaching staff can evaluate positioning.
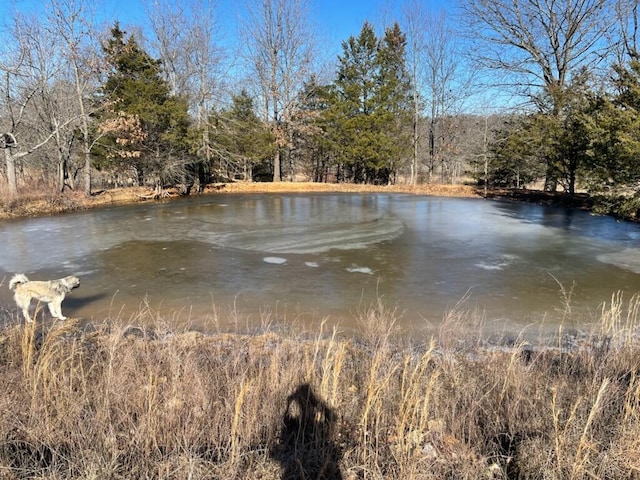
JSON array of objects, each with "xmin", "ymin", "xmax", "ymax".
[{"xmin": 1, "ymin": 0, "xmax": 640, "ymax": 200}]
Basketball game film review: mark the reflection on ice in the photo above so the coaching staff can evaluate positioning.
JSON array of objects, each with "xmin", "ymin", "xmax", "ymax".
[{"xmin": 476, "ymin": 262, "xmax": 506, "ymax": 271}]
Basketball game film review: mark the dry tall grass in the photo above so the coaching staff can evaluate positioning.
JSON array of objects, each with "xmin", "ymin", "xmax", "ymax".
[{"xmin": 0, "ymin": 295, "xmax": 639, "ymax": 479}]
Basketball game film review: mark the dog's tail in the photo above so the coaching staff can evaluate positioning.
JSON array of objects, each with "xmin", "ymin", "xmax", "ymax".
[{"xmin": 9, "ymin": 273, "xmax": 29, "ymax": 290}]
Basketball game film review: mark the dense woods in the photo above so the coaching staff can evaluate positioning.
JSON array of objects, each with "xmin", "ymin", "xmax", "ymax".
[{"xmin": 2, "ymin": 0, "xmax": 640, "ymax": 207}]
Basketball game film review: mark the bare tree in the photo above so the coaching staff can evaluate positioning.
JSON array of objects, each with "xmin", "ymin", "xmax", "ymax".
[
  {"xmin": 463, "ymin": 0, "xmax": 616, "ymax": 190},
  {"xmin": 614, "ymin": 0, "xmax": 640, "ymax": 61},
  {"xmin": 45, "ymin": 0, "xmax": 101, "ymax": 196},
  {"xmin": 402, "ymin": 2, "xmax": 473, "ymax": 184},
  {"xmin": 0, "ymin": 26, "xmax": 28, "ymax": 196},
  {"xmin": 402, "ymin": 0, "xmax": 427, "ymax": 185},
  {"xmin": 146, "ymin": 0, "xmax": 224, "ymax": 189},
  {"xmin": 462, "ymin": 0, "xmax": 615, "ymax": 112},
  {"xmin": 241, "ymin": 0, "xmax": 316, "ymax": 182},
  {"xmin": 0, "ymin": 13, "xmax": 78, "ymax": 195}
]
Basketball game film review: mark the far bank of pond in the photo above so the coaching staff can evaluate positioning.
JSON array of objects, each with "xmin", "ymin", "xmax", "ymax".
[
  {"xmin": 4, "ymin": 181, "xmax": 634, "ymax": 223},
  {"xmin": 0, "ymin": 182, "xmax": 480, "ymax": 220}
]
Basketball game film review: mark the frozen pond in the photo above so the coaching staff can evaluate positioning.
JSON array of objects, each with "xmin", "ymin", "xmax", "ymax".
[{"xmin": 2, "ymin": 192, "xmax": 640, "ymax": 338}]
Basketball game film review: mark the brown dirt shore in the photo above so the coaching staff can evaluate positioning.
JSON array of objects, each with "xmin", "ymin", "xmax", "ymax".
[{"xmin": 0, "ymin": 182, "xmax": 482, "ymax": 220}]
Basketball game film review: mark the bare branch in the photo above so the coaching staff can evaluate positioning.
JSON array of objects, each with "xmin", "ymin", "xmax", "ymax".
[
  {"xmin": 462, "ymin": 0, "xmax": 616, "ymax": 106},
  {"xmin": 240, "ymin": 0, "xmax": 317, "ymax": 181}
]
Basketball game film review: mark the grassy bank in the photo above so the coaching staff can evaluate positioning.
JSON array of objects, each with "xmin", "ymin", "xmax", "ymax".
[
  {"xmin": 0, "ymin": 182, "xmax": 480, "ymax": 220},
  {"xmin": 1, "ymin": 297, "xmax": 639, "ymax": 479}
]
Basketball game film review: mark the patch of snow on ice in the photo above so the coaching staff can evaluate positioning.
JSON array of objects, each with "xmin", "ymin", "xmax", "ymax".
[
  {"xmin": 346, "ymin": 266, "xmax": 374, "ymax": 275},
  {"xmin": 264, "ymin": 256, "xmax": 287, "ymax": 265}
]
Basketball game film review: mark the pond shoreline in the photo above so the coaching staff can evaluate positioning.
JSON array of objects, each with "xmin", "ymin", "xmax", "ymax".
[
  {"xmin": 0, "ymin": 181, "xmax": 615, "ymax": 221},
  {"xmin": 0, "ymin": 181, "xmax": 481, "ymax": 220}
]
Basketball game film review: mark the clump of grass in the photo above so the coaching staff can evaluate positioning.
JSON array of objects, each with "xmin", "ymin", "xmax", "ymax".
[
  {"xmin": 0, "ymin": 295, "xmax": 639, "ymax": 479},
  {"xmin": 0, "ymin": 188, "xmax": 85, "ymax": 218}
]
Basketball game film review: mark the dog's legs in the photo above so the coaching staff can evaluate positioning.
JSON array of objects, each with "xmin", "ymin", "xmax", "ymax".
[
  {"xmin": 48, "ymin": 301, "xmax": 66, "ymax": 320},
  {"xmin": 22, "ymin": 308, "xmax": 33, "ymax": 323},
  {"xmin": 15, "ymin": 295, "xmax": 33, "ymax": 322},
  {"xmin": 54, "ymin": 302, "xmax": 66, "ymax": 320}
]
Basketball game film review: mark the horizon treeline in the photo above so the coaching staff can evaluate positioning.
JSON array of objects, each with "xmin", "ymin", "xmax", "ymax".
[{"xmin": 1, "ymin": 0, "xmax": 640, "ymax": 200}]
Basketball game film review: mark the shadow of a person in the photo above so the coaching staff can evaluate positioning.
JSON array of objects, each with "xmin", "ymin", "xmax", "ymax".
[{"xmin": 270, "ymin": 383, "xmax": 343, "ymax": 480}]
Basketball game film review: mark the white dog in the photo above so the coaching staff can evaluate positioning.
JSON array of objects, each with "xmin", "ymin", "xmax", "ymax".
[{"xmin": 9, "ymin": 273, "xmax": 80, "ymax": 322}]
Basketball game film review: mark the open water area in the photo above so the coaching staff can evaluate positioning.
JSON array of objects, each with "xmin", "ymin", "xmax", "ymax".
[{"xmin": 2, "ymin": 192, "xmax": 640, "ymax": 340}]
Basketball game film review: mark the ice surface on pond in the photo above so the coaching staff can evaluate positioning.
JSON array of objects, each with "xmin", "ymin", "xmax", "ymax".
[
  {"xmin": 3, "ymin": 193, "xmax": 640, "ymax": 334},
  {"xmin": 190, "ymin": 201, "xmax": 406, "ymax": 254},
  {"xmin": 597, "ymin": 248, "xmax": 640, "ymax": 273},
  {"xmin": 0, "ymin": 195, "xmax": 404, "ymax": 272}
]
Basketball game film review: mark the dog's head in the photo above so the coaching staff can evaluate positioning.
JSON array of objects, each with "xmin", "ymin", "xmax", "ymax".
[{"xmin": 62, "ymin": 276, "xmax": 80, "ymax": 292}]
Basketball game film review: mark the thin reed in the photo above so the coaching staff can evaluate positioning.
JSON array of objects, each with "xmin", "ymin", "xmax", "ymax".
[{"xmin": 0, "ymin": 295, "xmax": 639, "ymax": 479}]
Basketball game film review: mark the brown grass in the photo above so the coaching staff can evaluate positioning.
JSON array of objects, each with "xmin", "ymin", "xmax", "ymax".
[
  {"xmin": 206, "ymin": 181, "xmax": 479, "ymax": 197},
  {"xmin": 0, "ymin": 296, "xmax": 639, "ymax": 479},
  {"xmin": 0, "ymin": 182, "xmax": 481, "ymax": 220}
]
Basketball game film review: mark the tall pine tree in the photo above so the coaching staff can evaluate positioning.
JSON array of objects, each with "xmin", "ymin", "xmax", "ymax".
[
  {"xmin": 375, "ymin": 23, "xmax": 413, "ymax": 182},
  {"xmin": 324, "ymin": 22, "xmax": 412, "ymax": 184}
]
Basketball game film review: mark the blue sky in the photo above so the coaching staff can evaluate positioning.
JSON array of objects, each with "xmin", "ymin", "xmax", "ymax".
[
  {"xmin": 104, "ymin": 0, "xmax": 453, "ymax": 38},
  {"xmin": 1, "ymin": 0, "xmax": 492, "ymax": 108},
  {"xmin": 1, "ymin": 0, "xmax": 455, "ymax": 58}
]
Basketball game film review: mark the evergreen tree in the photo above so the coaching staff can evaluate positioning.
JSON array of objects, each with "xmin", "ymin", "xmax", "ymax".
[
  {"xmin": 486, "ymin": 116, "xmax": 546, "ymax": 188},
  {"xmin": 486, "ymin": 74, "xmax": 592, "ymax": 194},
  {"xmin": 329, "ymin": 22, "xmax": 379, "ymax": 183},
  {"xmin": 96, "ymin": 23, "xmax": 191, "ymax": 190},
  {"xmin": 210, "ymin": 90, "xmax": 274, "ymax": 181},
  {"xmin": 323, "ymin": 22, "xmax": 412, "ymax": 184},
  {"xmin": 587, "ymin": 60, "xmax": 640, "ymax": 189},
  {"xmin": 374, "ymin": 23, "xmax": 413, "ymax": 182}
]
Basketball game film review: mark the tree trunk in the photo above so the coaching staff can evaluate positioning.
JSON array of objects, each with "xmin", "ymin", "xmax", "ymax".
[
  {"xmin": 411, "ymin": 111, "xmax": 418, "ymax": 185},
  {"xmin": 544, "ymin": 162, "xmax": 558, "ymax": 192},
  {"xmin": 428, "ymin": 120, "xmax": 436, "ymax": 182},
  {"xmin": 5, "ymin": 148, "xmax": 17, "ymax": 196},
  {"xmin": 83, "ymin": 151, "xmax": 91, "ymax": 196},
  {"xmin": 59, "ymin": 158, "xmax": 66, "ymax": 192},
  {"xmin": 197, "ymin": 162, "xmax": 206, "ymax": 192},
  {"xmin": 55, "ymin": 129, "xmax": 68, "ymax": 193},
  {"xmin": 273, "ymin": 149, "xmax": 281, "ymax": 182}
]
